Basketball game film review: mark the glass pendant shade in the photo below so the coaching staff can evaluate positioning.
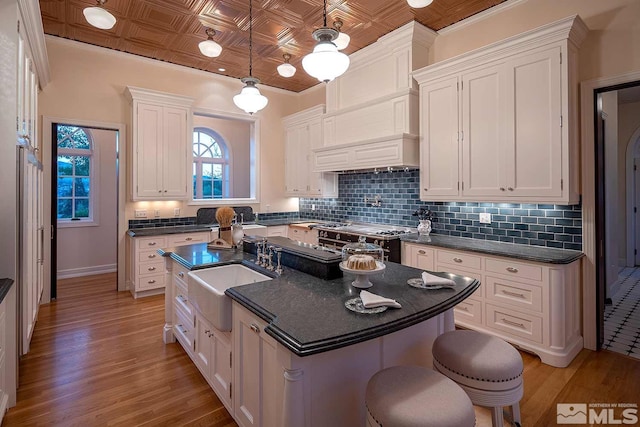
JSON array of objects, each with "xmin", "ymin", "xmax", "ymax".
[
  {"xmin": 233, "ymin": 77, "xmax": 268, "ymax": 114},
  {"xmin": 83, "ymin": 5, "xmax": 116, "ymax": 30},
  {"xmin": 302, "ymin": 38, "xmax": 350, "ymax": 83},
  {"xmin": 407, "ymin": 0, "xmax": 434, "ymax": 8},
  {"xmin": 277, "ymin": 53, "xmax": 296, "ymax": 78},
  {"xmin": 334, "ymin": 31, "xmax": 350, "ymax": 50},
  {"xmin": 198, "ymin": 39, "xmax": 222, "ymax": 57}
]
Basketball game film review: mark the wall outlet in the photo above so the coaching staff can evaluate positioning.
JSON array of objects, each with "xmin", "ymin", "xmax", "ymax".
[
  {"xmin": 174, "ymin": 208, "xmax": 180, "ymax": 217},
  {"xmin": 154, "ymin": 209, "xmax": 160, "ymax": 218},
  {"xmin": 311, "ymin": 204, "xmax": 316, "ymax": 211},
  {"xmin": 479, "ymin": 213, "xmax": 492, "ymax": 224},
  {"xmin": 134, "ymin": 209, "xmax": 147, "ymax": 218}
]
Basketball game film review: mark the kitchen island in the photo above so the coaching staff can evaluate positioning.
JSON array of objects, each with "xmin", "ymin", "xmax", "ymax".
[{"xmin": 161, "ymin": 242, "xmax": 479, "ymax": 427}]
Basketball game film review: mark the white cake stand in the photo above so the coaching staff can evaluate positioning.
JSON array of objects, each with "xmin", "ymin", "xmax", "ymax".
[{"xmin": 339, "ymin": 261, "xmax": 386, "ymax": 289}]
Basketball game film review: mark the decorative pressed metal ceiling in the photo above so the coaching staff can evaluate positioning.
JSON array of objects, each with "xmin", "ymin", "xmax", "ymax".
[{"xmin": 39, "ymin": 0, "xmax": 506, "ymax": 92}]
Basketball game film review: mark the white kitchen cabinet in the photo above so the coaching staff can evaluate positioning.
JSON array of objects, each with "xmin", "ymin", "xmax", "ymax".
[
  {"xmin": 232, "ymin": 303, "xmax": 279, "ymax": 427},
  {"xmin": 401, "ymin": 243, "xmax": 435, "ymax": 271},
  {"xmin": 266, "ymin": 225, "xmax": 288, "ymax": 238},
  {"xmin": 402, "ymin": 242, "xmax": 582, "ymax": 367},
  {"xmin": 0, "ymin": 282, "xmax": 17, "ymax": 422},
  {"xmin": 125, "ymin": 87, "xmax": 194, "ymax": 201},
  {"xmin": 128, "ymin": 231, "xmax": 209, "ymax": 298},
  {"xmin": 283, "ymin": 106, "xmax": 338, "ymax": 198},
  {"xmin": 287, "ymin": 224, "xmax": 318, "ymax": 245},
  {"xmin": 414, "ymin": 15, "xmax": 586, "ymax": 204}
]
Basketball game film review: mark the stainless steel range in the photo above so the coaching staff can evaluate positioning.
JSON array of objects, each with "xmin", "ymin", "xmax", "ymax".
[{"xmin": 315, "ymin": 223, "xmax": 414, "ymax": 263}]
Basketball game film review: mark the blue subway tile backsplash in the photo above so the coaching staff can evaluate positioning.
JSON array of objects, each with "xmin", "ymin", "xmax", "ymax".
[
  {"xmin": 128, "ymin": 217, "xmax": 196, "ymax": 229},
  {"xmin": 297, "ymin": 169, "xmax": 582, "ymax": 251}
]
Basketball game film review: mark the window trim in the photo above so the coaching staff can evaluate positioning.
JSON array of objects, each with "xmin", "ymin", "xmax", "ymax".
[{"xmin": 56, "ymin": 126, "xmax": 100, "ymax": 228}]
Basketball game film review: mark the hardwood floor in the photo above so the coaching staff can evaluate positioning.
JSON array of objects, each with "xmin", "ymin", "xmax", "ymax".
[{"xmin": 4, "ymin": 273, "xmax": 639, "ymax": 426}]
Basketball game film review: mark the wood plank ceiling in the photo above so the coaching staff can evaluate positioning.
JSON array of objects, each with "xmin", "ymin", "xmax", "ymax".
[{"xmin": 39, "ymin": 0, "xmax": 506, "ymax": 92}]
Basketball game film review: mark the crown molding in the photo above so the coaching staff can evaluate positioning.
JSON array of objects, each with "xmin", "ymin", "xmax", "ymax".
[
  {"xmin": 18, "ymin": 0, "xmax": 51, "ymax": 87},
  {"xmin": 437, "ymin": 0, "xmax": 528, "ymax": 36}
]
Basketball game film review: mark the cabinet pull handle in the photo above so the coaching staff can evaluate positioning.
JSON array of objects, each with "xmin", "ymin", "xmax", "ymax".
[
  {"xmin": 158, "ymin": 190, "xmax": 162, "ymax": 193},
  {"xmin": 500, "ymin": 187, "xmax": 505, "ymax": 191},
  {"xmin": 508, "ymin": 187, "xmax": 514, "ymax": 191},
  {"xmin": 178, "ymin": 272, "xmax": 184, "ymax": 278},
  {"xmin": 148, "ymin": 279, "xmax": 156, "ymax": 284},
  {"xmin": 148, "ymin": 266, "xmax": 156, "ymax": 271},
  {"xmin": 501, "ymin": 318, "xmax": 525, "ymax": 329},
  {"xmin": 205, "ymin": 330, "xmax": 210, "ymax": 335},
  {"xmin": 453, "ymin": 257, "xmax": 463, "ymax": 263},
  {"xmin": 423, "ymin": 188, "xmax": 428, "ymax": 191},
  {"xmin": 506, "ymin": 267, "xmax": 519, "ymax": 273},
  {"xmin": 458, "ymin": 305, "xmax": 469, "ymax": 311},
  {"xmin": 418, "ymin": 250, "xmax": 426, "ymax": 255},
  {"xmin": 148, "ymin": 254, "xmax": 156, "ymax": 258},
  {"xmin": 148, "ymin": 242, "xmax": 157, "ymax": 246},
  {"xmin": 164, "ymin": 190, "xmax": 167, "ymax": 192},
  {"xmin": 250, "ymin": 323, "xmax": 260, "ymax": 334},
  {"xmin": 502, "ymin": 289, "xmax": 525, "ymax": 298},
  {"xmin": 185, "ymin": 237, "xmax": 192, "ymax": 241}
]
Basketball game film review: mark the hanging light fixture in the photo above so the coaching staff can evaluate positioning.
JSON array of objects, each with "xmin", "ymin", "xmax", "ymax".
[
  {"xmin": 233, "ymin": 0, "xmax": 268, "ymax": 114},
  {"xmin": 407, "ymin": 0, "xmax": 434, "ymax": 8},
  {"xmin": 332, "ymin": 19, "xmax": 350, "ymax": 51},
  {"xmin": 302, "ymin": 0, "xmax": 350, "ymax": 83},
  {"xmin": 199, "ymin": 28, "xmax": 222, "ymax": 58},
  {"xmin": 277, "ymin": 53, "xmax": 296, "ymax": 78},
  {"xmin": 83, "ymin": 0, "xmax": 116, "ymax": 30}
]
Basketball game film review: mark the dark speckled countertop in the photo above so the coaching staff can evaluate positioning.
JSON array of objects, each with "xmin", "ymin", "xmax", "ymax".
[
  {"xmin": 0, "ymin": 278, "xmax": 15, "ymax": 305},
  {"xmin": 127, "ymin": 224, "xmax": 214, "ymax": 237},
  {"xmin": 160, "ymin": 243, "xmax": 479, "ymax": 357},
  {"xmin": 401, "ymin": 233, "xmax": 583, "ymax": 264}
]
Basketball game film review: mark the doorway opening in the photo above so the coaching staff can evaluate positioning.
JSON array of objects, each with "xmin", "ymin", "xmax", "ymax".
[{"xmin": 49, "ymin": 122, "xmax": 120, "ymax": 300}]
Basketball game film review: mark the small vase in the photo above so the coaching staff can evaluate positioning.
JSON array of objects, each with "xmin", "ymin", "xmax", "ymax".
[{"xmin": 417, "ymin": 219, "xmax": 431, "ymax": 236}]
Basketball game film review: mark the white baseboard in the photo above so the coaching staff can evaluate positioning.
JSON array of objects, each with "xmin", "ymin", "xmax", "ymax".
[{"xmin": 57, "ymin": 264, "xmax": 117, "ymax": 279}]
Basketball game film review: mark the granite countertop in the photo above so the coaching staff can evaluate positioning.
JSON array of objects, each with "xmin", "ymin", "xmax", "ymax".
[
  {"xmin": 255, "ymin": 218, "xmax": 309, "ymax": 226},
  {"xmin": 400, "ymin": 233, "xmax": 583, "ymax": 264},
  {"xmin": 162, "ymin": 243, "xmax": 479, "ymax": 357},
  {"xmin": 127, "ymin": 224, "xmax": 214, "ymax": 237},
  {"xmin": 0, "ymin": 278, "xmax": 15, "ymax": 305}
]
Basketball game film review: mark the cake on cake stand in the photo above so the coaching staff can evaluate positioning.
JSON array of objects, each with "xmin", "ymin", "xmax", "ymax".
[{"xmin": 339, "ymin": 261, "xmax": 386, "ymax": 289}]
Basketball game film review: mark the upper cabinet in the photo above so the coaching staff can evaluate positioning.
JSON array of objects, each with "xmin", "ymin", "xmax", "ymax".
[
  {"xmin": 283, "ymin": 105, "xmax": 338, "ymax": 198},
  {"xmin": 414, "ymin": 15, "xmax": 588, "ymax": 204},
  {"xmin": 125, "ymin": 87, "xmax": 194, "ymax": 201}
]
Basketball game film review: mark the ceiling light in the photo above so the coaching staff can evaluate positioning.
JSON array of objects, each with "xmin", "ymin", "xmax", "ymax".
[
  {"xmin": 407, "ymin": 0, "xmax": 434, "ymax": 8},
  {"xmin": 302, "ymin": 0, "xmax": 350, "ymax": 83},
  {"xmin": 333, "ymin": 19, "xmax": 350, "ymax": 51},
  {"xmin": 83, "ymin": 0, "xmax": 116, "ymax": 30},
  {"xmin": 233, "ymin": 0, "xmax": 268, "ymax": 114},
  {"xmin": 199, "ymin": 28, "xmax": 222, "ymax": 58},
  {"xmin": 277, "ymin": 53, "xmax": 296, "ymax": 78}
]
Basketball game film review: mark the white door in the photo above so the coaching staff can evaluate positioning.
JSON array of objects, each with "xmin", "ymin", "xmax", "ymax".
[{"xmin": 635, "ymin": 157, "xmax": 640, "ymax": 266}]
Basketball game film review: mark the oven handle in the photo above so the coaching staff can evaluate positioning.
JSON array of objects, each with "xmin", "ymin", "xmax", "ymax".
[{"xmin": 318, "ymin": 238, "xmax": 391, "ymax": 253}]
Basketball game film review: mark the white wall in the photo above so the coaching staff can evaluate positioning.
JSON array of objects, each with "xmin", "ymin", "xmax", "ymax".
[
  {"xmin": 56, "ymin": 128, "xmax": 117, "ymax": 278},
  {"xmin": 617, "ymin": 100, "xmax": 640, "ymax": 264},
  {"xmin": 0, "ymin": 2, "xmax": 18, "ymax": 282}
]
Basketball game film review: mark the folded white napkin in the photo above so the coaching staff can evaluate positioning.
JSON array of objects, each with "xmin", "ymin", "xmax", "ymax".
[
  {"xmin": 421, "ymin": 271, "xmax": 456, "ymax": 287},
  {"xmin": 360, "ymin": 290, "xmax": 402, "ymax": 309}
]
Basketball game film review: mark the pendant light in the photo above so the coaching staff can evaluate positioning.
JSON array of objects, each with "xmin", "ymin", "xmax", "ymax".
[
  {"xmin": 199, "ymin": 28, "xmax": 222, "ymax": 58},
  {"xmin": 233, "ymin": 0, "xmax": 268, "ymax": 114},
  {"xmin": 332, "ymin": 19, "xmax": 350, "ymax": 51},
  {"xmin": 83, "ymin": 0, "xmax": 116, "ymax": 30},
  {"xmin": 277, "ymin": 53, "xmax": 296, "ymax": 78},
  {"xmin": 407, "ymin": 0, "xmax": 434, "ymax": 8},
  {"xmin": 302, "ymin": 0, "xmax": 350, "ymax": 83}
]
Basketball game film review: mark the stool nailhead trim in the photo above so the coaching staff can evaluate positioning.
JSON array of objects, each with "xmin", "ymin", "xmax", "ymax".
[
  {"xmin": 365, "ymin": 403, "xmax": 383, "ymax": 427},
  {"xmin": 434, "ymin": 356, "xmax": 523, "ymax": 383}
]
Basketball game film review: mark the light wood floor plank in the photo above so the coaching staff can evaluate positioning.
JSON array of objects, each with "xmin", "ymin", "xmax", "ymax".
[{"xmin": 4, "ymin": 273, "xmax": 639, "ymax": 426}]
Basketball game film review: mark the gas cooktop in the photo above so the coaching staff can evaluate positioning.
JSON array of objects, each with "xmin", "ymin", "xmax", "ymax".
[{"xmin": 315, "ymin": 222, "xmax": 415, "ymax": 238}]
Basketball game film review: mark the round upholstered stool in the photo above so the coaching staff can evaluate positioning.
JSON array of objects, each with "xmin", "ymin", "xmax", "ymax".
[
  {"xmin": 432, "ymin": 330, "xmax": 523, "ymax": 427},
  {"xmin": 365, "ymin": 365, "xmax": 475, "ymax": 427}
]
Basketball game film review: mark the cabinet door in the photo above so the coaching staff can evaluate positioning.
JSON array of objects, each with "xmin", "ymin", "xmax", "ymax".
[
  {"xmin": 419, "ymin": 76, "xmax": 460, "ymax": 199},
  {"xmin": 504, "ymin": 46, "xmax": 562, "ymax": 197},
  {"xmin": 307, "ymin": 117, "xmax": 324, "ymax": 195},
  {"xmin": 136, "ymin": 103, "xmax": 164, "ymax": 198},
  {"xmin": 461, "ymin": 63, "xmax": 509, "ymax": 198},
  {"xmin": 212, "ymin": 331, "xmax": 232, "ymax": 409},
  {"xmin": 162, "ymin": 106, "xmax": 188, "ymax": 198},
  {"xmin": 195, "ymin": 314, "xmax": 212, "ymax": 376},
  {"xmin": 284, "ymin": 126, "xmax": 302, "ymax": 194}
]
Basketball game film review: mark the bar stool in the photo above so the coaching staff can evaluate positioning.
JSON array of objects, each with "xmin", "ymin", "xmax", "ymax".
[
  {"xmin": 432, "ymin": 330, "xmax": 523, "ymax": 427},
  {"xmin": 365, "ymin": 365, "xmax": 476, "ymax": 427}
]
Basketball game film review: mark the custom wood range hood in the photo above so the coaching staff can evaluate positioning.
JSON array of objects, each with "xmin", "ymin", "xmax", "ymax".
[{"xmin": 312, "ymin": 21, "xmax": 437, "ymax": 173}]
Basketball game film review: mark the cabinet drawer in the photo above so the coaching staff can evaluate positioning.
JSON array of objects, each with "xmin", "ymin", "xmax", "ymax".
[
  {"xmin": 454, "ymin": 299, "xmax": 482, "ymax": 325},
  {"xmin": 485, "ymin": 258, "xmax": 542, "ymax": 282},
  {"xmin": 412, "ymin": 246, "xmax": 435, "ymax": 271},
  {"xmin": 138, "ymin": 249, "xmax": 161, "ymax": 263},
  {"xmin": 167, "ymin": 232, "xmax": 208, "ymax": 247},
  {"xmin": 437, "ymin": 250, "xmax": 482, "ymax": 270},
  {"xmin": 173, "ymin": 262, "xmax": 189, "ymax": 285},
  {"xmin": 435, "ymin": 264, "xmax": 482, "ymax": 300},
  {"xmin": 485, "ymin": 276, "xmax": 543, "ymax": 313},
  {"xmin": 136, "ymin": 236, "xmax": 167, "ymax": 250},
  {"xmin": 486, "ymin": 303, "xmax": 543, "ymax": 343},
  {"xmin": 138, "ymin": 260, "xmax": 165, "ymax": 276},
  {"xmin": 174, "ymin": 305, "xmax": 195, "ymax": 352},
  {"xmin": 174, "ymin": 291, "xmax": 192, "ymax": 318},
  {"xmin": 138, "ymin": 273, "xmax": 165, "ymax": 290}
]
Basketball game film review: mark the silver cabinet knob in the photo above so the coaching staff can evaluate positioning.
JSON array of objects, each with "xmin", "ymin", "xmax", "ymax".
[
  {"xmin": 453, "ymin": 257, "xmax": 463, "ymax": 263},
  {"xmin": 508, "ymin": 187, "xmax": 514, "ymax": 191},
  {"xmin": 250, "ymin": 323, "xmax": 260, "ymax": 334}
]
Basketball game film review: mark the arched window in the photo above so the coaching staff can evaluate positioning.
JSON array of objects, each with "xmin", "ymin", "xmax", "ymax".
[
  {"xmin": 57, "ymin": 125, "xmax": 95, "ymax": 223},
  {"xmin": 193, "ymin": 127, "xmax": 229, "ymax": 199}
]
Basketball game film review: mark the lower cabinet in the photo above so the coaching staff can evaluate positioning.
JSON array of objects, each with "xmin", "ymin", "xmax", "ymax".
[
  {"xmin": 195, "ymin": 313, "xmax": 233, "ymax": 411},
  {"xmin": 402, "ymin": 242, "xmax": 582, "ymax": 367},
  {"xmin": 287, "ymin": 224, "xmax": 318, "ymax": 245},
  {"xmin": 266, "ymin": 225, "xmax": 288, "ymax": 238}
]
